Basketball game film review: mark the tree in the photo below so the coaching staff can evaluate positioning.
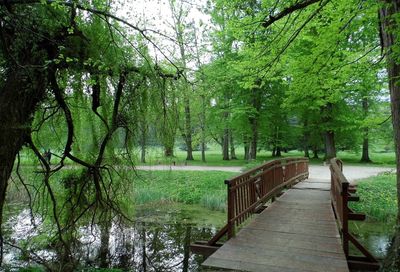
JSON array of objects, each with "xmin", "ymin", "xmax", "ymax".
[
  {"xmin": 208, "ymin": 0, "xmax": 398, "ymax": 268},
  {"xmin": 168, "ymin": 0, "xmax": 195, "ymax": 161},
  {"xmin": 0, "ymin": 0, "xmax": 180, "ymax": 267}
]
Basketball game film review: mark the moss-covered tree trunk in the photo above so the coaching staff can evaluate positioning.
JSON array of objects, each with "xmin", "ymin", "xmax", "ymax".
[
  {"xmin": 230, "ymin": 131, "xmax": 237, "ymax": 160},
  {"xmin": 0, "ymin": 67, "xmax": 47, "ymax": 264},
  {"xmin": 380, "ymin": 1, "xmax": 400, "ymax": 270},
  {"xmin": 324, "ymin": 130, "xmax": 336, "ymax": 161},
  {"xmin": 361, "ymin": 97, "xmax": 372, "ymax": 163}
]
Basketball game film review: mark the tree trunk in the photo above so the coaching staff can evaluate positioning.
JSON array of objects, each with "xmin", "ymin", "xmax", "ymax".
[
  {"xmin": 0, "ymin": 67, "xmax": 47, "ymax": 264},
  {"xmin": 222, "ymin": 106, "xmax": 229, "ymax": 160},
  {"xmin": 200, "ymin": 95, "xmax": 206, "ymax": 163},
  {"xmin": 243, "ymin": 136, "xmax": 250, "ymax": 160},
  {"xmin": 99, "ymin": 217, "xmax": 111, "ymax": 268},
  {"xmin": 170, "ymin": 1, "xmax": 194, "ymax": 161},
  {"xmin": 230, "ymin": 131, "xmax": 237, "ymax": 160},
  {"xmin": 141, "ymin": 222, "xmax": 147, "ymax": 271},
  {"xmin": 184, "ymin": 98, "xmax": 194, "ymax": 160},
  {"xmin": 303, "ymin": 118, "xmax": 310, "ymax": 158},
  {"xmin": 249, "ymin": 84, "xmax": 261, "ymax": 160},
  {"xmin": 165, "ymin": 146, "xmax": 174, "ymax": 157},
  {"xmin": 360, "ymin": 97, "xmax": 372, "ymax": 163},
  {"xmin": 140, "ymin": 123, "xmax": 147, "ymax": 163},
  {"xmin": 182, "ymin": 226, "xmax": 191, "ymax": 272},
  {"xmin": 379, "ymin": 2, "xmax": 400, "ymax": 269},
  {"xmin": 360, "ymin": 129, "xmax": 371, "ymax": 163},
  {"xmin": 249, "ymin": 136, "xmax": 257, "ymax": 160},
  {"xmin": 312, "ymin": 146, "xmax": 319, "ymax": 159},
  {"xmin": 304, "ymin": 145, "xmax": 310, "ymax": 158},
  {"xmin": 222, "ymin": 128, "xmax": 229, "ymax": 160},
  {"xmin": 249, "ymin": 118, "xmax": 258, "ymax": 160},
  {"xmin": 324, "ymin": 131, "xmax": 336, "ymax": 162},
  {"xmin": 276, "ymin": 146, "xmax": 282, "ymax": 157}
]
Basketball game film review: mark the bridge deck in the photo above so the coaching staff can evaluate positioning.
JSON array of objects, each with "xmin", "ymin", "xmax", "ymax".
[{"xmin": 202, "ymin": 178, "xmax": 349, "ymax": 272}]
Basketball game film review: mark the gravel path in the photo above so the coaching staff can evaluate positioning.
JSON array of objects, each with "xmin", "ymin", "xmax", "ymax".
[
  {"xmin": 136, "ymin": 164, "xmax": 394, "ymax": 183},
  {"xmin": 135, "ymin": 165, "xmax": 243, "ymax": 172},
  {"xmin": 309, "ymin": 165, "xmax": 394, "ymax": 183}
]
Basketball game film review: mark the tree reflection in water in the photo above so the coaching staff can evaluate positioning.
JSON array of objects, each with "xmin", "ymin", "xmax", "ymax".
[
  {"xmin": 4, "ymin": 209, "xmax": 215, "ymax": 271},
  {"xmin": 101, "ymin": 221, "xmax": 209, "ymax": 271}
]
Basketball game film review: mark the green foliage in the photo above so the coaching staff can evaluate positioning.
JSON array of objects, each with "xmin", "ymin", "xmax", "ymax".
[{"xmin": 350, "ymin": 173, "xmax": 397, "ymax": 222}]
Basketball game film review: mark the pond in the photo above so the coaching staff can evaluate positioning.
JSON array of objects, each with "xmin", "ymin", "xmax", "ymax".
[
  {"xmin": 2, "ymin": 203, "xmax": 394, "ymax": 271},
  {"xmin": 2, "ymin": 203, "xmax": 226, "ymax": 271},
  {"xmin": 350, "ymin": 220, "xmax": 394, "ymax": 260}
]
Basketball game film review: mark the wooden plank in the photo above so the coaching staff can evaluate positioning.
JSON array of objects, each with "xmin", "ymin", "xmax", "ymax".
[
  {"xmin": 204, "ymin": 245, "xmax": 348, "ymax": 272},
  {"xmin": 204, "ymin": 257, "xmax": 313, "ymax": 272},
  {"xmin": 190, "ymin": 243, "xmax": 220, "ymax": 256},
  {"xmin": 202, "ymin": 181, "xmax": 349, "ymax": 272},
  {"xmin": 227, "ymin": 235, "xmax": 344, "ymax": 257},
  {"xmin": 293, "ymin": 182, "xmax": 331, "ymax": 190}
]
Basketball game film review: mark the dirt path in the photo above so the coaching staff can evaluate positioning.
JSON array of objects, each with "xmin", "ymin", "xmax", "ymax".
[
  {"xmin": 136, "ymin": 164, "xmax": 394, "ymax": 183},
  {"xmin": 309, "ymin": 165, "xmax": 394, "ymax": 184},
  {"xmin": 135, "ymin": 165, "xmax": 243, "ymax": 172}
]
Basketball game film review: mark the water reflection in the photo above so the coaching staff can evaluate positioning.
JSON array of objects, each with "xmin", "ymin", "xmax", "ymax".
[
  {"xmin": 3, "ymin": 209, "xmax": 215, "ymax": 271},
  {"xmin": 350, "ymin": 221, "xmax": 394, "ymax": 259}
]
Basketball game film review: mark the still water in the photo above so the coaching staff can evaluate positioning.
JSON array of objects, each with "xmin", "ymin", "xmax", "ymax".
[
  {"xmin": 1, "ymin": 204, "xmax": 393, "ymax": 271},
  {"xmin": 2, "ymin": 204, "xmax": 225, "ymax": 271},
  {"xmin": 350, "ymin": 220, "xmax": 394, "ymax": 260}
]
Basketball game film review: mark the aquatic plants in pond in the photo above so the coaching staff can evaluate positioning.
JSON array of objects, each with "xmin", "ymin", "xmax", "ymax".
[
  {"xmin": 348, "ymin": 173, "xmax": 397, "ymax": 260},
  {"xmin": 132, "ymin": 170, "xmax": 232, "ymax": 211}
]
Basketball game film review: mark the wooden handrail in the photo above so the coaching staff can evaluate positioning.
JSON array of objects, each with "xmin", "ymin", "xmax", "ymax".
[
  {"xmin": 330, "ymin": 158, "xmax": 380, "ymax": 271},
  {"xmin": 191, "ymin": 157, "xmax": 309, "ymax": 256},
  {"xmin": 213, "ymin": 157, "xmax": 309, "ymax": 244},
  {"xmin": 225, "ymin": 157, "xmax": 309, "ymax": 238}
]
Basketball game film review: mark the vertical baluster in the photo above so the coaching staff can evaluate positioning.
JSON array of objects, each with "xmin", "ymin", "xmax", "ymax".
[
  {"xmin": 226, "ymin": 179, "xmax": 234, "ymax": 238},
  {"xmin": 239, "ymin": 178, "xmax": 244, "ymax": 224}
]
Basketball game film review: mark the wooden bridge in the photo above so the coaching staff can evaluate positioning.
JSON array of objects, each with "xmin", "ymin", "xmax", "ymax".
[{"xmin": 191, "ymin": 158, "xmax": 380, "ymax": 271}]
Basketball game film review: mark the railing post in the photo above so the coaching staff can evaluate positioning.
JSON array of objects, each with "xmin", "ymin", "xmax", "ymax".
[
  {"xmin": 342, "ymin": 181, "xmax": 349, "ymax": 258},
  {"xmin": 225, "ymin": 180, "xmax": 234, "ymax": 239}
]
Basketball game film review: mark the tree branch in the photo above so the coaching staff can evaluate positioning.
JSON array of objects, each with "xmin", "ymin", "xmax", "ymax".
[{"xmin": 262, "ymin": 0, "xmax": 322, "ymax": 28}]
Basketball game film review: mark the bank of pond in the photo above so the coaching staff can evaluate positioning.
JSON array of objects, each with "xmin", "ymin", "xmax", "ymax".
[{"xmin": 2, "ymin": 170, "xmax": 396, "ymax": 271}]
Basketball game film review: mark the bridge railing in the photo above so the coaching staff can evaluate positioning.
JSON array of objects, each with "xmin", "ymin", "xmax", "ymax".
[
  {"xmin": 191, "ymin": 157, "xmax": 309, "ymax": 256},
  {"xmin": 330, "ymin": 158, "xmax": 379, "ymax": 271},
  {"xmin": 225, "ymin": 157, "xmax": 308, "ymax": 238}
]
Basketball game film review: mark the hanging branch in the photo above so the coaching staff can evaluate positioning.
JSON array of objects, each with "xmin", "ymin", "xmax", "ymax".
[
  {"xmin": 260, "ymin": 0, "xmax": 330, "ymax": 77},
  {"xmin": 26, "ymin": 136, "xmax": 72, "ymax": 259},
  {"xmin": 262, "ymin": 0, "xmax": 323, "ymax": 28}
]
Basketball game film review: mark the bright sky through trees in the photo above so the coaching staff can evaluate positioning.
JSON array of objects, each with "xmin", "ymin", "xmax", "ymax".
[{"xmin": 114, "ymin": 0, "xmax": 212, "ymax": 68}]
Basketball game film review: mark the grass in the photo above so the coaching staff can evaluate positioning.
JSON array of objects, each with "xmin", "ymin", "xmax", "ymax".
[
  {"xmin": 17, "ymin": 144, "xmax": 396, "ymax": 169},
  {"xmin": 336, "ymin": 151, "xmax": 396, "ymax": 166},
  {"xmin": 9, "ymin": 149, "xmax": 397, "ymax": 218},
  {"xmin": 132, "ymin": 170, "xmax": 232, "ymax": 212},
  {"xmin": 6, "ymin": 166, "xmax": 232, "ymax": 214},
  {"xmin": 350, "ymin": 173, "xmax": 398, "ymax": 223}
]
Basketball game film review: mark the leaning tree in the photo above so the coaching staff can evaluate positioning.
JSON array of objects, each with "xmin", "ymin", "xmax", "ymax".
[{"xmin": 0, "ymin": 0, "xmax": 180, "ymax": 269}]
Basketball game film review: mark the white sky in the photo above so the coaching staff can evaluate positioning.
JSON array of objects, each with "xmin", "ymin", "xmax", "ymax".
[{"xmin": 113, "ymin": 0, "xmax": 213, "ymax": 69}]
